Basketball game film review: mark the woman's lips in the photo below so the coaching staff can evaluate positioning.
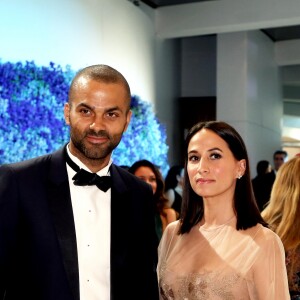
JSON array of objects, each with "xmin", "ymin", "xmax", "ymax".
[{"xmin": 196, "ymin": 178, "xmax": 214, "ymax": 184}]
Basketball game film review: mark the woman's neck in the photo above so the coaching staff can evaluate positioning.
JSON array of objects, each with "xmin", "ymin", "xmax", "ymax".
[{"xmin": 201, "ymin": 196, "xmax": 235, "ymax": 227}]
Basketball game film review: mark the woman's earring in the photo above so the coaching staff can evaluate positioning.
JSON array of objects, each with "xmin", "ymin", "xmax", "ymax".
[{"xmin": 238, "ymin": 175, "xmax": 242, "ymax": 179}]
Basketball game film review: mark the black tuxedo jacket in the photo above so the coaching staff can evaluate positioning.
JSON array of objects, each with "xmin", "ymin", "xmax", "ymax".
[{"xmin": 0, "ymin": 147, "xmax": 159, "ymax": 300}]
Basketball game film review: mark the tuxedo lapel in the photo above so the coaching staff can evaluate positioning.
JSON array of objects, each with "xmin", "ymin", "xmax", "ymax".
[{"xmin": 47, "ymin": 147, "xmax": 79, "ymax": 300}]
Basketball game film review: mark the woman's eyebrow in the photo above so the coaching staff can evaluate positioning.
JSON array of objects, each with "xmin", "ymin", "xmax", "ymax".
[{"xmin": 208, "ymin": 147, "xmax": 223, "ymax": 152}]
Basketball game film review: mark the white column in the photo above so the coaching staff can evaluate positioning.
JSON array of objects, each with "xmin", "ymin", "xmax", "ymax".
[{"xmin": 217, "ymin": 31, "xmax": 283, "ymax": 175}]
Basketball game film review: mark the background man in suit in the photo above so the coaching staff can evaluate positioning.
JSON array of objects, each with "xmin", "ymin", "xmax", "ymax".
[
  {"xmin": 253, "ymin": 150, "xmax": 288, "ymax": 211},
  {"xmin": 272, "ymin": 150, "xmax": 288, "ymax": 172},
  {"xmin": 251, "ymin": 160, "xmax": 272, "ymax": 211},
  {"xmin": 0, "ymin": 64, "xmax": 159, "ymax": 300}
]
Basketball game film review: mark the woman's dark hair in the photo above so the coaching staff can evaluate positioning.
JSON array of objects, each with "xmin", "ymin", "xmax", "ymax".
[
  {"xmin": 164, "ymin": 165, "xmax": 184, "ymax": 191},
  {"xmin": 179, "ymin": 120, "xmax": 267, "ymax": 234},
  {"xmin": 128, "ymin": 159, "xmax": 169, "ymax": 215}
]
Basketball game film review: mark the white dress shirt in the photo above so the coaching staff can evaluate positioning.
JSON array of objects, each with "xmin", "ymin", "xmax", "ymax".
[{"xmin": 66, "ymin": 145, "xmax": 112, "ymax": 300}]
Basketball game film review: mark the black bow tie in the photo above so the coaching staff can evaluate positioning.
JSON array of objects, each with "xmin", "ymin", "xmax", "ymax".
[
  {"xmin": 64, "ymin": 147, "xmax": 112, "ymax": 192},
  {"xmin": 72, "ymin": 169, "xmax": 112, "ymax": 192}
]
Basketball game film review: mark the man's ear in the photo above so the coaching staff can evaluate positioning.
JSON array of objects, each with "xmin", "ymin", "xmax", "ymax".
[
  {"xmin": 123, "ymin": 110, "xmax": 132, "ymax": 132},
  {"xmin": 64, "ymin": 103, "xmax": 70, "ymax": 125}
]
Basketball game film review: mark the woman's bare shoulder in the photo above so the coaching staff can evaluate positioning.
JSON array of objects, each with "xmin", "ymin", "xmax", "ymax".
[{"xmin": 163, "ymin": 207, "xmax": 177, "ymax": 219}]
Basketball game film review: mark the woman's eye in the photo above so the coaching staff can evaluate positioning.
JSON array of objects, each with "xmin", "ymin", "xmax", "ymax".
[
  {"xmin": 211, "ymin": 153, "xmax": 221, "ymax": 160},
  {"xmin": 188, "ymin": 155, "xmax": 199, "ymax": 162}
]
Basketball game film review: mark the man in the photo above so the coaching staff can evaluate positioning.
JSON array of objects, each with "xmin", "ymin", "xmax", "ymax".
[
  {"xmin": 251, "ymin": 160, "xmax": 272, "ymax": 211},
  {"xmin": 256, "ymin": 150, "xmax": 288, "ymax": 211},
  {"xmin": 272, "ymin": 150, "xmax": 288, "ymax": 173},
  {"xmin": 0, "ymin": 65, "xmax": 159, "ymax": 300},
  {"xmin": 265, "ymin": 150, "xmax": 288, "ymax": 186}
]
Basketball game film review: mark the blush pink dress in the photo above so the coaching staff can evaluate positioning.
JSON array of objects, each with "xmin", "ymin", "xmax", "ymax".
[{"xmin": 158, "ymin": 219, "xmax": 290, "ymax": 300}]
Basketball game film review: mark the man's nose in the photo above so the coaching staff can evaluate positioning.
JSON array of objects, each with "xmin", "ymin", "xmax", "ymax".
[{"xmin": 89, "ymin": 116, "xmax": 104, "ymax": 131}]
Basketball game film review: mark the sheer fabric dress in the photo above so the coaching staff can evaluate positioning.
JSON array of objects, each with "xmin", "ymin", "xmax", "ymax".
[{"xmin": 157, "ymin": 219, "xmax": 289, "ymax": 300}]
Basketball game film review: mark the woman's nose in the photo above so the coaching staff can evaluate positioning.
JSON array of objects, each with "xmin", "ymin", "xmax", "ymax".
[{"xmin": 197, "ymin": 159, "xmax": 209, "ymax": 174}]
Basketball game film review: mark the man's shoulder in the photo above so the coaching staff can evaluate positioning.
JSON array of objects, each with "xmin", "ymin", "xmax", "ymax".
[
  {"xmin": 262, "ymin": 171, "xmax": 276, "ymax": 183},
  {"xmin": 111, "ymin": 164, "xmax": 152, "ymax": 191},
  {"xmin": 0, "ymin": 146, "xmax": 64, "ymax": 173}
]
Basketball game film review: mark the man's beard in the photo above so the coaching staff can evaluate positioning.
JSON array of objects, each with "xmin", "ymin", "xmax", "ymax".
[{"xmin": 70, "ymin": 128, "xmax": 122, "ymax": 160}]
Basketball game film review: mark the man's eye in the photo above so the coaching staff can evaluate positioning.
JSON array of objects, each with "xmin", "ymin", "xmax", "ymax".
[
  {"xmin": 107, "ymin": 112, "xmax": 118, "ymax": 118},
  {"xmin": 79, "ymin": 109, "xmax": 91, "ymax": 115}
]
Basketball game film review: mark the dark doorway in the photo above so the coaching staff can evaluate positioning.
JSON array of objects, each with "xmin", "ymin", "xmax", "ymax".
[{"xmin": 178, "ymin": 96, "xmax": 216, "ymax": 163}]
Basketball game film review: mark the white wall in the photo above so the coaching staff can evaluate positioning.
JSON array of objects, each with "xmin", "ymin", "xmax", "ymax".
[
  {"xmin": 217, "ymin": 31, "xmax": 282, "ymax": 175},
  {"xmin": 156, "ymin": 0, "xmax": 300, "ymax": 39},
  {"xmin": 154, "ymin": 37, "xmax": 181, "ymax": 165},
  {"xmin": 0, "ymin": 0, "xmax": 155, "ymax": 106}
]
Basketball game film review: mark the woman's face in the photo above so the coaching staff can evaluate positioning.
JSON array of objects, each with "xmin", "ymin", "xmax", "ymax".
[
  {"xmin": 134, "ymin": 166, "xmax": 157, "ymax": 194},
  {"xmin": 187, "ymin": 128, "xmax": 245, "ymax": 200}
]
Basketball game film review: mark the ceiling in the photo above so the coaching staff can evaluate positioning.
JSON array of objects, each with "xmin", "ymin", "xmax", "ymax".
[
  {"xmin": 140, "ymin": 0, "xmax": 300, "ymax": 42},
  {"xmin": 140, "ymin": 0, "xmax": 208, "ymax": 8}
]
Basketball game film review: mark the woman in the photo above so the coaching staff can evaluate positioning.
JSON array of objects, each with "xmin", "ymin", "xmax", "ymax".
[
  {"xmin": 157, "ymin": 121, "xmax": 289, "ymax": 299},
  {"xmin": 164, "ymin": 165, "xmax": 184, "ymax": 218},
  {"xmin": 129, "ymin": 160, "xmax": 177, "ymax": 240},
  {"xmin": 262, "ymin": 156, "xmax": 300, "ymax": 299}
]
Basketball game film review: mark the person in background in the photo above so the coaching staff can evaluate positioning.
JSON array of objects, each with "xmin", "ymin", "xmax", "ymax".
[
  {"xmin": 262, "ymin": 156, "xmax": 300, "ymax": 299},
  {"xmin": 255, "ymin": 150, "xmax": 288, "ymax": 211},
  {"xmin": 157, "ymin": 120, "xmax": 289, "ymax": 299},
  {"xmin": 251, "ymin": 159, "xmax": 272, "ymax": 211},
  {"xmin": 266, "ymin": 150, "xmax": 288, "ymax": 191},
  {"xmin": 273, "ymin": 150, "xmax": 288, "ymax": 172},
  {"xmin": 164, "ymin": 165, "xmax": 184, "ymax": 218},
  {"xmin": 0, "ymin": 64, "xmax": 159, "ymax": 300},
  {"xmin": 129, "ymin": 159, "xmax": 177, "ymax": 240}
]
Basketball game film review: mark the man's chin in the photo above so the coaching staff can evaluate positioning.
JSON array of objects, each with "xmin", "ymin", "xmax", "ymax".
[{"xmin": 83, "ymin": 146, "xmax": 111, "ymax": 160}]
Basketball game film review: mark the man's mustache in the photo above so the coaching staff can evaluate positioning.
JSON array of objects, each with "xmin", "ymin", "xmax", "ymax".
[{"xmin": 86, "ymin": 130, "xmax": 109, "ymax": 139}]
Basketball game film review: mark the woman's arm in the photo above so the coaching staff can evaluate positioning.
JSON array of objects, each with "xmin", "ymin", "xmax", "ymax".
[
  {"xmin": 161, "ymin": 208, "xmax": 177, "ymax": 232},
  {"xmin": 252, "ymin": 229, "xmax": 290, "ymax": 299}
]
